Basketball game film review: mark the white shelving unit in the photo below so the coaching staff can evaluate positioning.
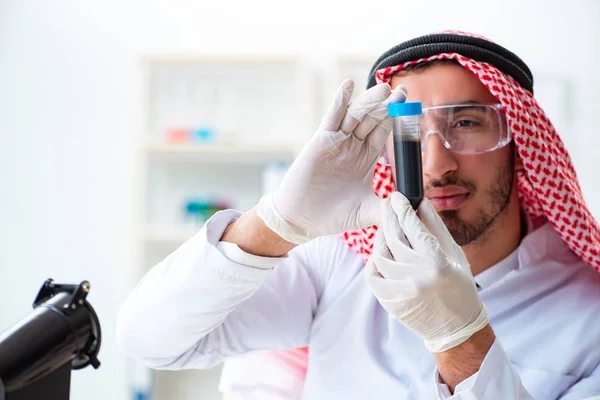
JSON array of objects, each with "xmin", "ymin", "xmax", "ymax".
[{"xmin": 131, "ymin": 56, "xmax": 314, "ymax": 400}]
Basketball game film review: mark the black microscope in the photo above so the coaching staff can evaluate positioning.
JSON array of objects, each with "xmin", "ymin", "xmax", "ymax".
[{"xmin": 0, "ymin": 279, "xmax": 102, "ymax": 400}]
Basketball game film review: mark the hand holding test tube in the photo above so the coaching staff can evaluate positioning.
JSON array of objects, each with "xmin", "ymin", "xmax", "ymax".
[{"xmin": 256, "ymin": 79, "xmax": 406, "ymax": 244}]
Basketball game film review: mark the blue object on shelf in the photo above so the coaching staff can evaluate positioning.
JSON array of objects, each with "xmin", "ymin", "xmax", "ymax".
[
  {"xmin": 185, "ymin": 200, "xmax": 212, "ymax": 214},
  {"xmin": 183, "ymin": 197, "xmax": 232, "ymax": 226},
  {"xmin": 134, "ymin": 391, "xmax": 149, "ymax": 400},
  {"xmin": 192, "ymin": 127, "xmax": 215, "ymax": 142}
]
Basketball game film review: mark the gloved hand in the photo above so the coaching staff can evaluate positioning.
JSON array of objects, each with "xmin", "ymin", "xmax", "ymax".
[
  {"xmin": 365, "ymin": 192, "xmax": 489, "ymax": 353},
  {"xmin": 257, "ymin": 79, "xmax": 406, "ymax": 244}
]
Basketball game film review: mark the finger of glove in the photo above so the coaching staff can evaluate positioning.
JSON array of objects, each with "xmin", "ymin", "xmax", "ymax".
[
  {"xmin": 354, "ymin": 86, "xmax": 407, "ymax": 140},
  {"xmin": 339, "ymin": 83, "xmax": 391, "ymax": 134},
  {"xmin": 389, "ymin": 192, "xmax": 444, "ymax": 263},
  {"xmin": 366, "ymin": 271, "xmax": 420, "ymax": 301},
  {"xmin": 379, "ymin": 197, "xmax": 412, "ymax": 260},
  {"xmin": 417, "ymin": 198, "xmax": 470, "ymax": 270},
  {"xmin": 373, "ymin": 226, "xmax": 437, "ymax": 282},
  {"xmin": 356, "ymin": 193, "xmax": 384, "ymax": 228},
  {"xmin": 318, "ymin": 79, "xmax": 355, "ymax": 132},
  {"xmin": 365, "ymin": 117, "xmax": 393, "ymax": 156},
  {"xmin": 365, "ymin": 252, "xmax": 420, "ymax": 301}
]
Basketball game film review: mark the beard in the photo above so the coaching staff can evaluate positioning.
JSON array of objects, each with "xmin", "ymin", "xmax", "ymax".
[{"xmin": 428, "ymin": 149, "xmax": 516, "ymax": 246}]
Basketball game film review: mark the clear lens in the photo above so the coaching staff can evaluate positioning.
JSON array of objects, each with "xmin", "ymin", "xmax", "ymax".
[{"xmin": 420, "ymin": 104, "xmax": 509, "ymax": 155}]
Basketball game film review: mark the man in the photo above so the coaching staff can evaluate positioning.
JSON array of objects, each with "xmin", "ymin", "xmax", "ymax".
[{"xmin": 117, "ymin": 32, "xmax": 600, "ymax": 399}]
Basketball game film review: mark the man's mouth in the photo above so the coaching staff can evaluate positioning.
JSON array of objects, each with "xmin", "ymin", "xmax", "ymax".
[{"xmin": 426, "ymin": 186, "xmax": 470, "ymax": 211}]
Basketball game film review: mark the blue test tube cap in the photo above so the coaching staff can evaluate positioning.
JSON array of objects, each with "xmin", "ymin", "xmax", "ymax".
[{"xmin": 388, "ymin": 101, "xmax": 423, "ymax": 117}]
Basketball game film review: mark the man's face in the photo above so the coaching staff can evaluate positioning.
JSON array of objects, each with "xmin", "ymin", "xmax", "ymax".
[{"xmin": 389, "ymin": 63, "xmax": 517, "ymax": 246}]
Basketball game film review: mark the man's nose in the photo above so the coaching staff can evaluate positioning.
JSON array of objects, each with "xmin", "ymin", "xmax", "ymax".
[{"xmin": 422, "ymin": 132, "xmax": 458, "ymax": 180}]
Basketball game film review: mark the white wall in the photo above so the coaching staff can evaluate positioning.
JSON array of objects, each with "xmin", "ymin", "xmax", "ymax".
[{"xmin": 0, "ymin": 1, "xmax": 598, "ymax": 400}]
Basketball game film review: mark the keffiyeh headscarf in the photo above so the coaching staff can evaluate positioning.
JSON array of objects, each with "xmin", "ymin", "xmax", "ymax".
[{"xmin": 247, "ymin": 30, "xmax": 600, "ymax": 389}]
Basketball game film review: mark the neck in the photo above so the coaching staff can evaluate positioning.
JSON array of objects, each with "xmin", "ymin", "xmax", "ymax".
[{"xmin": 462, "ymin": 195, "xmax": 523, "ymax": 276}]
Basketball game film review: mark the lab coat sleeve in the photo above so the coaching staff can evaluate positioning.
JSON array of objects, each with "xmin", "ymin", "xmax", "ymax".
[
  {"xmin": 434, "ymin": 339, "xmax": 535, "ymax": 399},
  {"xmin": 558, "ymin": 363, "xmax": 600, "ymax": 400},
  {"xmin": 116, "ymin": 210, "xmax": 319, "ymax": 370}
]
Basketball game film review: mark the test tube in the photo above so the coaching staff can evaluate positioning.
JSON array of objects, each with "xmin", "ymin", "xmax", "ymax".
[{"xmin": 387, "ymin": 102, "xmax": 424, "ymax": 209}]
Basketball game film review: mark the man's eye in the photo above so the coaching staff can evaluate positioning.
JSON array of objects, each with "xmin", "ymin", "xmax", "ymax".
[{"xmin": 454, "ymin": 119, "xmax": 480, "ymax": 128}]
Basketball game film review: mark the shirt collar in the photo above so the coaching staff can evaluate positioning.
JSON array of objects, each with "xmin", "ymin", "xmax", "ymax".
[
  {"xmin": 473, "ymin": 210, "xmax": 536, "ymax": 290},
  {"xmin": 474, "ymin": 246, "xmax": 519, "ymax": 290}
]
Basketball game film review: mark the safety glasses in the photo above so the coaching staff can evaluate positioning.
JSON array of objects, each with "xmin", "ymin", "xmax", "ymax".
[{"xmin": 418, "ymin": 103, "xmax": 511, "ymax": 155}]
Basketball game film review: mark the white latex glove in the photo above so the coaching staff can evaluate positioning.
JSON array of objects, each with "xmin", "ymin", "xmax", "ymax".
[
  {"xmin": 365, "ymin": 192, "xmax": 489, "ymax": 353},
  {"xmin": 257, "ymin": 79, "xmax": 406, "ymax": 244}
]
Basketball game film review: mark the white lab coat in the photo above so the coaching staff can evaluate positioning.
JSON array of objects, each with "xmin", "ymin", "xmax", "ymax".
[{"xmin": 117, "ymin": 210, "xmax": 600, "ymax": 399}]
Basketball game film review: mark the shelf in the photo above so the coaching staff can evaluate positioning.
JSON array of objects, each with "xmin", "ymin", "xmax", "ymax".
[
  {"xmin": 143, "ymin": 141, "xmax": 299, "ymax": 164},
  {"xmin": 140, "ymin": 226, "xmax": 199, "ymax": 245},
  {"xmin": 134, "ymin": 54, "xmax": 314, "ymax": 400}
]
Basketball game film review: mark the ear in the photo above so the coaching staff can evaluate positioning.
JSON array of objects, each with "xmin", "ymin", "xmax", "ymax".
[{"xmin": 515, "ymin": 149, "xmax": 524, "ymax": 170}]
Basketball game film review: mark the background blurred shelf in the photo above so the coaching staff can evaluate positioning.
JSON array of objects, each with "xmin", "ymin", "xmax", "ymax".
[
  {"xmin": 133, "ymin": 55, "xmax": 314, "ymax": 400},
  {"xmin": 140, "ymin": 226, "xmax": 198, "ymax": 245},
  {"xmin": 143, "ymin": 140, "xmax": 300, "ymax": 164}
]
